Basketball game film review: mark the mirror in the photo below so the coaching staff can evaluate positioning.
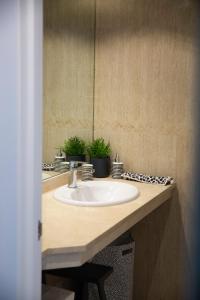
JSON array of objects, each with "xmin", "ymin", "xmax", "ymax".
[{"xmin": 42, "ymin": 0, "xmax": 95, "ymax": 180}]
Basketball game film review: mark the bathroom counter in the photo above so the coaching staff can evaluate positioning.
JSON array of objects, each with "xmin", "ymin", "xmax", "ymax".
[{"xmin": 42, "ymin": 176, "xmax": 175, "ymax": 270}]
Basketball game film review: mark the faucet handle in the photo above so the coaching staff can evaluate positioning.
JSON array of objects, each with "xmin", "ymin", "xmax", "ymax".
[
  {"xmin": 69, "ymin": 161, "xmax": 77, "ymax": 169},
  {"xmin": 69, "ymin": 160, "xmax": 85, "ymax": 169}
]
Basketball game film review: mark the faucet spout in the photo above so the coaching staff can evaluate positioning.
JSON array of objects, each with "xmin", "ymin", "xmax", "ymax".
[
  {"xmin": 68, "ymin": 161, "xmax": 84, "ymax": 188},
  {"xmin": 68, "ymin": 161, "xmax": 78, "ymax": 188}
]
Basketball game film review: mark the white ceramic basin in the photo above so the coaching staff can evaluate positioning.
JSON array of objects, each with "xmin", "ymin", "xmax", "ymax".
[{"xmin": 54, "ymin": 180, "xmax": 139, "ymax": 207}]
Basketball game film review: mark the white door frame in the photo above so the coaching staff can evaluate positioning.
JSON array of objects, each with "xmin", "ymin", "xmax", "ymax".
[{"xmin": 0, "ymin": 0, "xmax": 43, "ymax": 299}]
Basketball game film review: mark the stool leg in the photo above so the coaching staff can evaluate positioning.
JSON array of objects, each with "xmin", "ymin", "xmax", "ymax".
[
  {"xmin": 75, "ymin": 282, "xmax": 88, "ymax": 300},
  {"xmin": 74, "ymin": 287, "xmax": 81, "ymax": 300},
  {"xmin": 42, "ymin": 272, "xmax": 46, "ymax": 284},
  {"xmin": 97, "ymin": 281, "xmax": 107, "ymax": 300},
  {"xmin": 81, "ymin": 283, "xmax": 88, "ymax": 300}
]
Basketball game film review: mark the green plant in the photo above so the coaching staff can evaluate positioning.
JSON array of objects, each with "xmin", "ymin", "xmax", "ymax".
[
  {"xmin": 87, "ymin": 138, "xmax": 111, "ymax": 158},
  {"xmin": 62, "ymin": 136, "xmax": 86, "ymax": 156}
]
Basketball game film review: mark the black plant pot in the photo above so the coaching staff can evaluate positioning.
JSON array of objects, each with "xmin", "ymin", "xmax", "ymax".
[
  {"xmin": 66, "ymin": 155, "xmax": 86, "ymax": 162},
  {"xmin": 90, "ymin": 157, "xmax": 110, "ymax": 178}
]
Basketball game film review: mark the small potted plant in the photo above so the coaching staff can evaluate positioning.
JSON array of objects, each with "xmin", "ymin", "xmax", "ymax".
[
  {"xmin": 62, "ymin": 136, "xmax": 86, "ymax": 162},
  {"xmin": 87, "ymin": 138, "xmax": 111, "ymax": 178}
]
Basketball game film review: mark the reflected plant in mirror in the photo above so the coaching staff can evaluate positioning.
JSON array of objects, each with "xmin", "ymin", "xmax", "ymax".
[{"xmin": 62, "ymin": 136, "xmax": 86, "ymax": 162}]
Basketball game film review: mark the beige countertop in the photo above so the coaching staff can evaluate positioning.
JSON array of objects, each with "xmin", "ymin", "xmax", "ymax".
[{"xmin": 42, "ymin": 175, "xmax": 175, "ymax": 270}]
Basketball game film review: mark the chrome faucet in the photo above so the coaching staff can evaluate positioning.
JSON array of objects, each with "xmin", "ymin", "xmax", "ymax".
[{"xmin": 68, "ymin": 161, "xmax": 83, "ymax": 188}]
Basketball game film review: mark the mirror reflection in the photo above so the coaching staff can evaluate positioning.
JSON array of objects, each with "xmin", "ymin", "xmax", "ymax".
[{"xmin": 42, "ymin": 0, "xmax": 95, "ymax": 180}]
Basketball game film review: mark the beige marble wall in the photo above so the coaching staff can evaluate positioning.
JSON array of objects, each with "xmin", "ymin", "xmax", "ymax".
[
  {"xmin": 43, "ymin": 0, "xmax": 197, "ymax": 297},
  {"xmin": 43, "ymin": 0, "xmax": 95, "ymax": 162},
  {"xmin": 94, "ymin": 0, "xmax": 197, "ymax": 299}
]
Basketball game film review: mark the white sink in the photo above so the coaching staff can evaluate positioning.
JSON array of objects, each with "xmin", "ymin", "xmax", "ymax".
[{"xmin": 54, "ymin": 180, "xmax": 139, "ymax": 207}]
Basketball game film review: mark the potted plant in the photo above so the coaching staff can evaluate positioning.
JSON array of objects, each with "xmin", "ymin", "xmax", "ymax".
[
  {"xmin": 62, "ymin": 136, "xmax": 86, "ymax": 162},
  {"xmin": 87, "ymin": 138, "xmax": 111, "ymax": 178}
]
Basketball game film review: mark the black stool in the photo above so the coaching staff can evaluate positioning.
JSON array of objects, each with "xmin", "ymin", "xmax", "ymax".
[{"xmin": 42, "ymin": 263, "xmax": 113, "ymax": 300}]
